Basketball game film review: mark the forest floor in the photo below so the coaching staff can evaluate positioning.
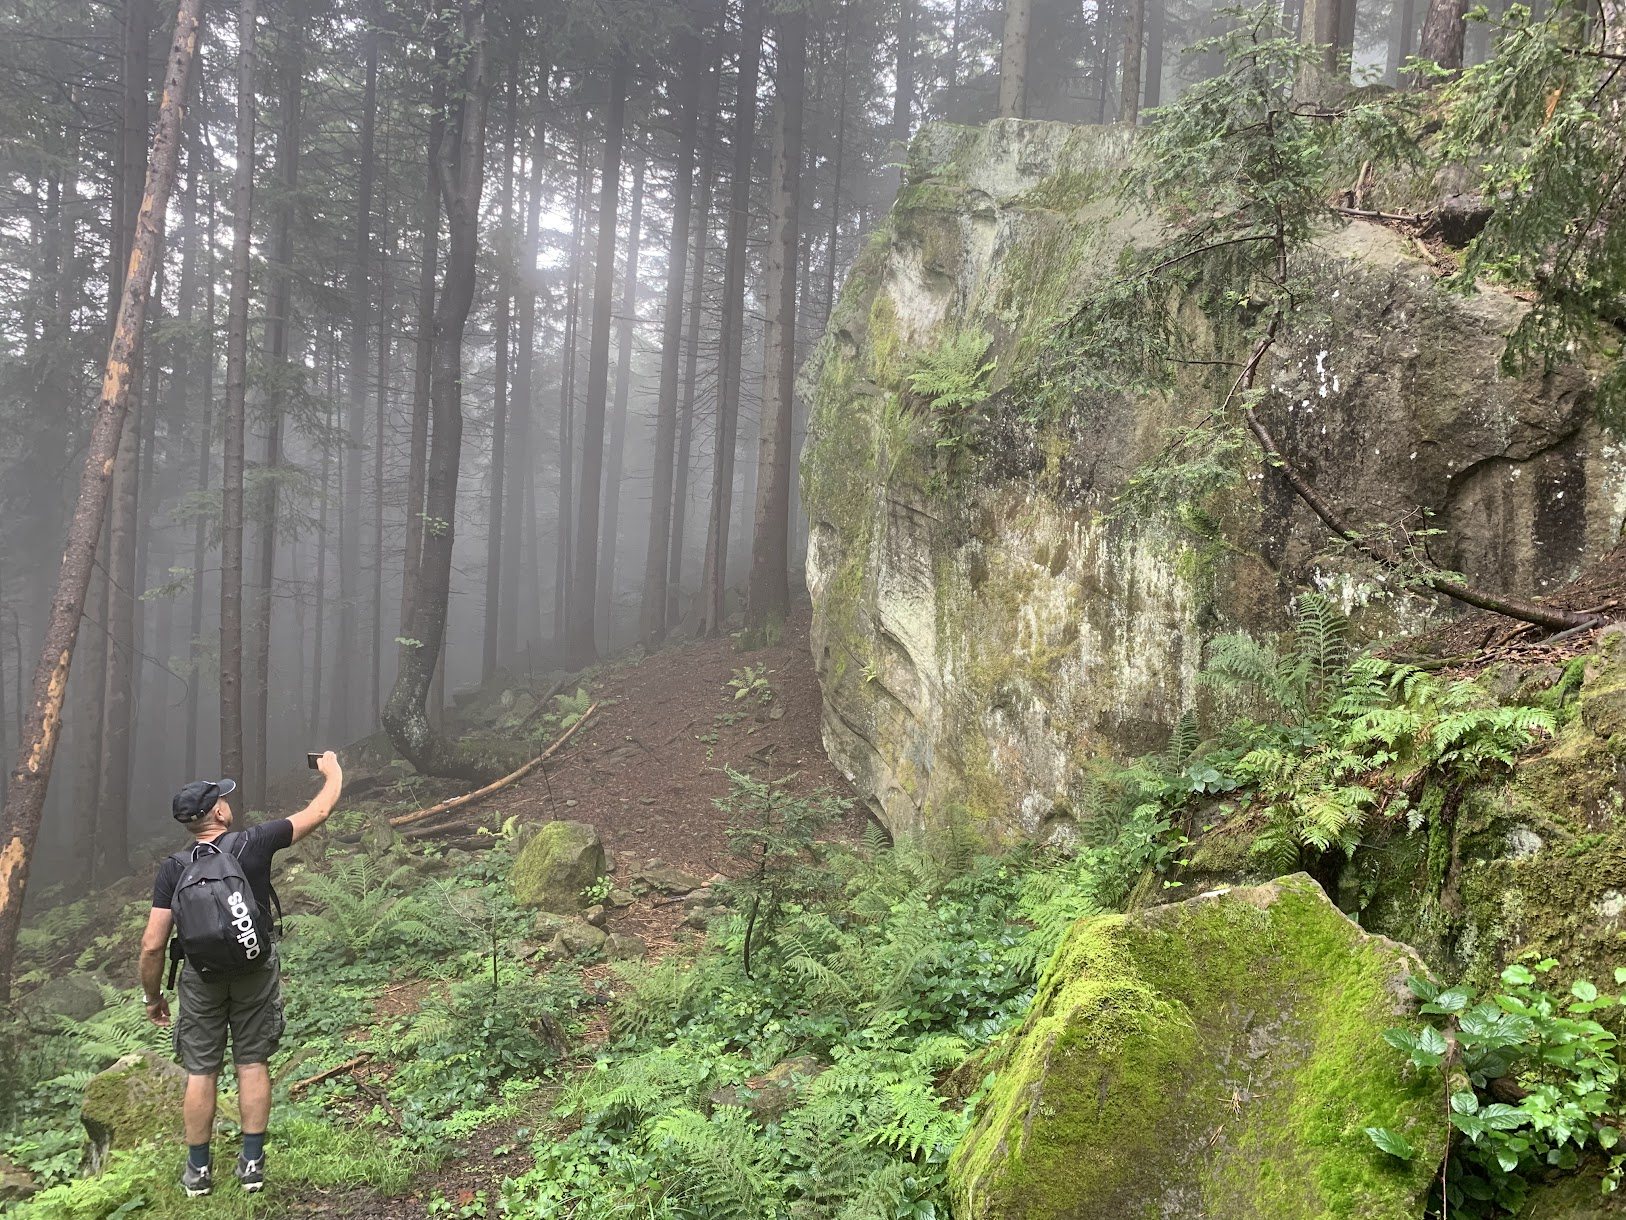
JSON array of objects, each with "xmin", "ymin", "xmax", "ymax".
[{"xmin": 279, "ymin": 610, "xmax": 864, "ymax": 1218}]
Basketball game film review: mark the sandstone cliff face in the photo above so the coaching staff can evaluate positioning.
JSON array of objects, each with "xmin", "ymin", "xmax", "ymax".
[{"xmin": 800, "ymin": 118, "xmax": 1619, "ymax": 845}]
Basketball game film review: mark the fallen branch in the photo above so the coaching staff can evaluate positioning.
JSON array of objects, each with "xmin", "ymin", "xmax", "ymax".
[
  {"xmin": 1331, "ymin": 205, "xmax": 1429, "ymax": 224},
  {"xmin": 289, "ymin": 1052, "xmax": 372, "ymax": 1095},
  {"xmin": 387, "ymin": 704, "xmax": 598, "ymax": 829}
]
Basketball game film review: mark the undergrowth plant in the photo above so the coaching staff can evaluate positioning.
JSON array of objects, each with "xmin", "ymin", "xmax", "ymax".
[{"xmin": 1371, "ymin": 960, "xmax": 1626, "ymax": 1215}]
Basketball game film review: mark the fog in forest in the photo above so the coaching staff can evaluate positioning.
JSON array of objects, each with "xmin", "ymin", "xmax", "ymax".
[{"xmin": 0, "ymin": 0, "xmax": 1479, "ymax": 894}]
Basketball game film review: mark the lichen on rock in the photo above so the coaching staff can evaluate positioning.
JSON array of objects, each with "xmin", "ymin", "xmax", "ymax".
[{"xmin": 949, "ymin": 875, "xmax": 1442, "ymax": 1220}]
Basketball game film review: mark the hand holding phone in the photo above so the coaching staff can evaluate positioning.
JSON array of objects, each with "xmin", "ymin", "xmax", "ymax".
[{"xmin": 306, "ymin": 752, "xmax": 321, "ymax": 770}]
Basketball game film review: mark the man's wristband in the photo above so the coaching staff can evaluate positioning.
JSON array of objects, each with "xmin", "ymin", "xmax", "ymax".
[{"xmin": 143, "ymin": 994, "xmax": 162, "ymax": 1006}]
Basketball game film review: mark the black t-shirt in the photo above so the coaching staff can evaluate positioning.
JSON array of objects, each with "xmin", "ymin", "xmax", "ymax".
[{"xmin": 152, "ymin": 819, "xmax": 293, "ymax": 924}]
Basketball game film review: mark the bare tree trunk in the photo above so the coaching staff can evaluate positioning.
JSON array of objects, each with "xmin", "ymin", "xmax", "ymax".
[
  {"xmin": 565, "ymin": 59, "xmax": 628, "ymax": 666},
  {"xmin": 669, "ymin": 77, "xmax": 718, "ymax": 627},
  {"xmin": 310, "ymin": 393, "xmax": 332, "ymax": 742},
  {"xmin": 893, "ymin": 0, "xmax": 914, "ymax": 155},
  {"xmin": 0, "ymin": 0, "xmax": 202, "ymax": 1000},
  {"xmin": 221, "ymin": 0, "xmax": 258, "ymax": 787},
  {"xmin": 483, "ymin": 67, "xmax": 517, "ymax": 682},
  {"xmin": 554, "ymin": 137, "xmax": 588, "ymax": 653},
  {"xmin": 1144, "ymin": 0, "xmax": 1165, "ymax": 107},
  {"xmin": 382, "ymin": 0, "xmax": 519, "ymax": 780},
  {"xmin": 372, "ymin": 122, "xmax": 392, "ymax": 720},
  {"xmin": 401, "ymin": 99, "xmax": 445, "ymax": 638},
  {"xmin": 598, "ymin": 156, "xmax": 645, "ymax": 645},
  {"xmin": 823, "ymin": 12, "xmax": 851, "ymax": 330},
  {"xmin": 700, "ymin": 3, "xmax": 764, "ymax": 637},
  {"xmin": 1418, "ymin": 0, "xmax": 1468, "ymax": 73},
  {"xmin": 640, "ymin": 40, "xmax": 701, "ymax": 650},
  {"xmin": 504, "ymin": 103, "xmax": 546, "ymax": 662},
  {"xmin": 745, "ymin": 8, "xmax": 804, "ymax": 638},
  {"xmin": 186, "ymin": 115, "xmax": 216, "ymax": 780},
  {"xmin": 998, "ymin": 0, "xmax": 1031, "ymax": 118},
  {"xmin": 249, "ymin": 7, "xmax": 302, "ymax": 810},
  {"xmin": 1119, "ymin": 0, "xmax": 1145, "ymax": 123}
]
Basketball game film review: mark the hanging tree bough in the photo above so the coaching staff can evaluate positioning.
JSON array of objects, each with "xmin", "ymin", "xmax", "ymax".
[
  {"xmin": 0, "ymin": 0, "xmax": 205, "ymax": 1001},
  {"xmin": 387, "ymin": 703, "xmax": 598, "ymax": 829}
]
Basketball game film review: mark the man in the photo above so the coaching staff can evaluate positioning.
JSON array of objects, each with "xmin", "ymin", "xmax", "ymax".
[{"xmin": 139, "ymin": 752, "xmax": 343, "ymax": 1197}]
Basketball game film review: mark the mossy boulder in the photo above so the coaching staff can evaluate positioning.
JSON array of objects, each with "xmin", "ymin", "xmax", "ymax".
[
  {"xmin": 80, "ymin": 1051, "xmax": 238, "ymax": 1174},
  {"xmin": 511, "ymin": 820, "xmax": 605, "ymax": 913},
  {"xmin": 949, "ymin": 875, "xmax": 1442, "ymax": 1219},
  {"xmin": 19, "ymin": 972, "xmax": 108, "ymax": 1025}
]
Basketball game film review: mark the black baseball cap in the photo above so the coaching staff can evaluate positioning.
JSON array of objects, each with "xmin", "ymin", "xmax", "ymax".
[{"xmin": 172, "ymin": 778, "xmax": 238, "ymax": 823}]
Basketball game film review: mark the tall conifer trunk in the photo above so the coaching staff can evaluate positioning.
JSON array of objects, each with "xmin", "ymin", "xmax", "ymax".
[
  {"xmin": 598, "ymin": 157, "xmax": 645, "ymax": 643},
  {"xmin": 566, "ymin": 59, "xmax": 628, "ymax": 666},
  {"xmin": 483, "ymin": 69, "xmax": 517, "ymax": 681},
  {"xmin": 745, "ymin": 8, "xmax": 805, "ymax": 636},
  {"xmin": 640, "ymin": 38, "xmax": 701, "ymax": 648},
  {"xmin": 699, "ymin": 3, "xmax": 764, "ymax": 637},
  {"xmin": 221, "ymin": 0, "xmax": 258, "ymax": 788}
]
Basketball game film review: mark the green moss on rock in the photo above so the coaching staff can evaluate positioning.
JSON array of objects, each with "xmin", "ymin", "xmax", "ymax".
[
  {"xmin": 950, "ymin": 875, "xmax": 1441, "ymax": 1219},
  {"xmin": 511, "ymin": 820, "xmax": 605, "ymax": 914}
]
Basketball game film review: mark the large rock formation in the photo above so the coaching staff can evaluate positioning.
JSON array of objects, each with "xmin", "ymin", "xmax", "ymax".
[
  {"xmin": 949, "ymin": 876, "xmax": 1443, "ymax": 1219},
  {"xmin": 511, "ymin": 820, "xmax": 605, "ymax": 913},
  {"xmin": 800, "ymin": 119, "xmax": 1616, "ymax": 846}
]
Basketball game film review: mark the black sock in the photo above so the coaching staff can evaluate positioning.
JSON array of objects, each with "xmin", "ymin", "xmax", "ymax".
[
  {"xmin": 188, "ymin": 1143, "xmax": 211, "ymax": 1170},
  {"xmin": 242, "ymin": 1131, "xmax": 265, "ymax": 1161}
]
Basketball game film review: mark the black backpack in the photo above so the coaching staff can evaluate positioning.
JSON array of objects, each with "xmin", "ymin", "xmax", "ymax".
[{"xmin": 166, "ymin": 833, "xmax": 277, "ymax": 979}]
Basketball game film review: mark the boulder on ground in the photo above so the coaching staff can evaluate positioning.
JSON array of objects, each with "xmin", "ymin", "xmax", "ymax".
[
  {"xmin": 20, "ymin": 972, "xmax": 108, "ymax": 1025},
  {"xmin": 605, "ymin": 933, "xmax": 647, "ymax": 961},
  {"xmin": 548, "ymin": 921, "xmax": 608, "ymax": 958},
  {"xmin": 81, "ymin": 1050, "xmax": 238, "ymax": 1174},
  {"xmin": 512, "ymin": 821, "xmax": 605, "ymax": 913},
  {"xmin": 632, "ymin": 860, "xmax": 706, "ymax": 896},
  {"xmin": 950, "ymin": 875, "xmax": 1442, "ymax": 1220},
  {"xmin": 708, "ymin": 1055, "xmax": 825, "ymax": 1124},
  {"xmin": 606, "ymin": 888, "xmax": 636, "ymax": 908},
  {"xmin": 0, "ymin": 1153, "xmax": 35, "ymax": 1203}
]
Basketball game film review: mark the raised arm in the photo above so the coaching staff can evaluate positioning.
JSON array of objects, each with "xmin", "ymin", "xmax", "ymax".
[{"xmin": 287, "ymin": 750, "xmax": 344, "ymax": 844}]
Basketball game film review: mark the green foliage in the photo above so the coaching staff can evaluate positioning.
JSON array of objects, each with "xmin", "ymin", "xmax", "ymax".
[
  {"xmin": 1373, "ymin": 960, "xmax": 1626, "ymax": 1214},
  {"xmin": 500, "ymin": 837, "xmax": 1033, "ymax": 1219},
  {"xmin": 1439, "ymin": 3, "xmax": 1626, "ymax": 422},
  {"xmin": 726, "ymin": 664, "xmax": 774, "ymax": 705},
  {"xmin": 287, "ymin": 855, "xmax": 434, "ymax": 966},
  {"xmin": 902, "ymin": 330, "xmax": 996, "ymax": 454}
]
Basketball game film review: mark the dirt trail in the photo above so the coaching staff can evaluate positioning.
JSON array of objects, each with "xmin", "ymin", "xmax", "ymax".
[{"xmin": 287, "ymin": 612, "xmax": 861, "ymax": 1217}]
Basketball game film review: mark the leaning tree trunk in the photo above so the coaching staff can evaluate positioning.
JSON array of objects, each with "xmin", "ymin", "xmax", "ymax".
[
  {"xmin": 565, "ymin": 58, "xmax": 628, "ymax": 667},
  {"xmin": 382, "ymin": 0, "xmax": 522, "ymax": 781},
  {"xmin": 640, "ymin": 36, "xmax": 701, "ymax": 650},
  {"xmin": 744, "ymin": 7, "xmax": 805, "ymax": 638},
  {"xmin": 0, "ymin": 0, "xmax": 203, "ymax": 1002},
  {"xmin": 221, "ymin": 0, "xmax": 258, "ymax": 788}
]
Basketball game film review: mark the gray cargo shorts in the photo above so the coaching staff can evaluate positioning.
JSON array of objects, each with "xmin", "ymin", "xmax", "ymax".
[{"xmin": 173, "ymin": 945, "xmax": 284, "ymax": 1075}]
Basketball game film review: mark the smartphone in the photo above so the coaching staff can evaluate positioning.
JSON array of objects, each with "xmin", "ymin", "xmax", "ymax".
[{"xmin": 306, "ymin": 752, "xmax": 321, "ymax": 770}]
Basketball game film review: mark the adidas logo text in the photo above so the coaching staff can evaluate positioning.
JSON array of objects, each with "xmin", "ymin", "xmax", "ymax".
[{"xmin": 228, "ymin": 890, "xmax": 262, "ymax": 960}]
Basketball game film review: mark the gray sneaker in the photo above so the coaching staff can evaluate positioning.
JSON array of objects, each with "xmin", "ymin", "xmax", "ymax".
[
  {"xmin": 236, "ymin": 1152, "xmax": 265, "ymax": 1193},
  {"xmin": 180, "ymin": 1161, "xmax": 212, "ymax": 1197}
]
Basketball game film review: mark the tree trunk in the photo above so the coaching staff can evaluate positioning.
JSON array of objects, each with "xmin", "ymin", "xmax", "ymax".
[
  {"xmin": 482, "ymin": 66, "xmax": 517, "ymax": 682},
  {"xmin": 401, "ymin": 98, "xmax": 444, "ymax": 638},
  {"xmin": 893, "ymin": 0, "xmax": 914, "ymax": 154},
  {"xmin": 998, "ymin": 0, "xmax": 1031, "ymax": 118},
  {"xmin": 669, "ymin": 74, "xmax": 719, "ymax": 627},
  {"xmin": 565, "ymin": 59, "xmax": 628, "ymax": 667},
  {"xmin": 382, "ymin": 0, "xmax": 521, "ymax": 781},
  {"xmin": 186, "ymin": 111, "xmax": 216, "ymax": 780},
  {"xmin": 310, "ymin": 395, "xmax": 332, "ymax": 741},
  {"xmin": 745, "ymin": 9, "xmax": 805, "ymax": 639},
  {"xmin": 1387, "ymin": 0, "xmax": 1416, "ymax": 83},
  {"xmin": 221, "ymin": 0, "xmax": 258, "ymax": 787},
  {"xmin": 1119, "ymin": 0, "xmax": 1145, "ymax": 123},
  {"xmin": 0, "ymin": 0, "xmax": 202, "ymax": 1001},
  {"xmin": 700, "ymin": 3, "xmax": 764, "ymax": 637},
  {"xmin": 372, "ymin": 120, "xmax": 392, "ymax": 720},
  {"xmin": 1144, "ymin": 0, "xmax": 1165, "ymax": 107},
  {"xmin": 822, "ymin": 12, "xmax": 851, "ymax": 331},
  {"xmin": 597, "ymin": 156, "xmax": 645, "ymax": 645},
  {"xmin": 249, "ymin": 7, "xmax": 302, "ymax": 811},
  {"xmin": 1417, "ymin": 0, "xmax": 1468, "ymax": 74},
  {"xmin": 504, "ymin": 104, "xmax": 546, "ymax": 662},
  {"xmin": 640, "ymin": 40, "xmax": 701, "ymax": 650},
  {"xmin": 554, "ymin": 137, "xmax": 588, "ymax": 653}
]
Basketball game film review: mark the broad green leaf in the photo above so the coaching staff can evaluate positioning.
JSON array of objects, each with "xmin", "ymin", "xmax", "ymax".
[
  {"xmin": 1451, "ymin": 1089, "xmax": 1481, "ymax": 1115},
  {"xmin": 1406, "ymin": 975, "xmax": 1442, "ymax": 1002},
  {"xmin": 1478, "ymin": 1103, "xmax": 1527, "ymax": 1131},
  {"xmin": 1417, "ymin": 1025, "xmax": 1449, "ymax": 1058},
  {"xmin": 1573, "ymin": 979, "xmax": 1599, "ymax": 1003},
  {"xmin": 1422, "ymin": 987, "xmax": 1471, "ymax": 1015},
  {"xmin": 1365, "ymin": 1127, "xmax": 1415, "ymax": 1159},
  {"xmin": 1382, "ymin": 1028, "xmax": 1418, "ymax": 1052}
]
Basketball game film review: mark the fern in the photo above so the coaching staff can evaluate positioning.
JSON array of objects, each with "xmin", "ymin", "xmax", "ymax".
[
  {"xmin": 903, "ymin": 330, "xmax": 996, "ymax": 453},
  {"xmin": 649, "ymin": 1106, "xmax": 785, "ymax": 1218}
]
